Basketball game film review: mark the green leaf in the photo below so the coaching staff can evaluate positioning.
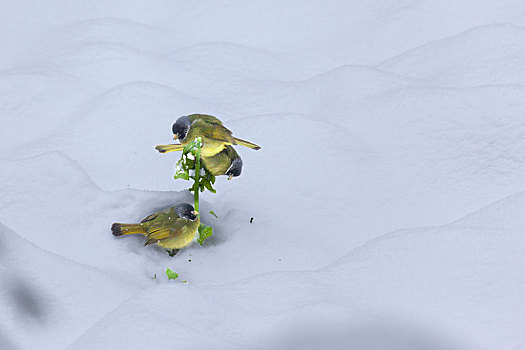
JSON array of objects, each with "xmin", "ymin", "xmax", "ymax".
[
  {"xmin": 174, "ymin": 172, "xmax": 189, "ymax": 180},
  {"xmin": 165, "ymin": 267, "xmax": 179, "ymax": 280},
  {"xmin": 197, "ymin": 224, "xmax": 213, "ymax": 245},
  {"xmin": 182, "ymin": 138, "xmax": 202, "ymax": 156},
  {"xmin": 209, "ymin": 211, "xmax": 218, "ymax": 218},
  {"xmin": 203, "ymin": 180, "xmax": 216, "ymax": 193},
  {"xmin": 183, "ymin": 143, "xmax": 195, "ymax": 155}
]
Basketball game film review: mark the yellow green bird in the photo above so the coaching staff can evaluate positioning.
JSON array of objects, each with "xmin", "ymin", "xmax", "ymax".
[
  {"xmin": 111, "ymin": 203, "xmax": 199, "ymax": 255},
  {"xmin": 201, "ymin": 145, "xmax": 243, "ymax": 179},
  {"xmin": 155, "ymin": 114, "xmax": 261, "ymax": 157}
]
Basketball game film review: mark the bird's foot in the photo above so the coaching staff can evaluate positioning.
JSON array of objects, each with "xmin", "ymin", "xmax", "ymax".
[{"xmin": 167, "ymin": 249, "xmax": 180, "ymax": 257}]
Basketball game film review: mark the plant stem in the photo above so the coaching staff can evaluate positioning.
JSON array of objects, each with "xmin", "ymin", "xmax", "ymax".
[{"xmin": 193, "ymin": 137, "xmax": 201, "ymax": 216}]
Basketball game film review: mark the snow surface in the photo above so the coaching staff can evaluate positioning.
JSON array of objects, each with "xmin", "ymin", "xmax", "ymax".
[{"xmin": 2, "ymin": 1, "xmax": 525, "ymax": 349}]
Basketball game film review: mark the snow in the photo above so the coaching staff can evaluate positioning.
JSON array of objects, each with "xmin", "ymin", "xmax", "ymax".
[{"xmin": 1, "ymin": 1, "xmax": 525, "ymax": 349}]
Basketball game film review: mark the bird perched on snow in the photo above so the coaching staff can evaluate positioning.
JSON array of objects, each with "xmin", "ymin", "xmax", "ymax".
[
  {"xmin": 201, "ymin": 145, "xmax": 243, "ymax": 179},
  {"xmin": 155, "ymin": 114, "xmax": 261, "ymax": 157},
  {"xmin": 111, "ymin": 203, "xmax": 199, "ymax": 256}
]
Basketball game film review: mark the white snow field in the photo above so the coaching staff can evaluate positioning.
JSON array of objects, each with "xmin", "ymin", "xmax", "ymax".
[{"xmin": 2, "ymin": 1, "xmax": 525, "ymax": 349}]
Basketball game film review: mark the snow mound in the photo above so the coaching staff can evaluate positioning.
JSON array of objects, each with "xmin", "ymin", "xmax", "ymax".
[
  {"xmin": 379, "ymin": 24, "xmax": 525, "ymax": 86},
  {"xmin": 63, "ymin": 191, "xmax": 525, "ymax": 350},
  {"xmin": 0, "ymin": 71, "xmax": 94, "ymax": 150},
  {"xmin": 0, "ymin": 222, "xmax": 137, "ymax": 350},
  {"xmin": 49, "ymin": 17, "xmax": 173, "ymax": 54},
  {"xmin": 3, "ymin": 0, "xmax": 525, "ymax": 349},
  {"xmin": 0, "ymin": 152, "xmax": 193, "ymax": 270}
]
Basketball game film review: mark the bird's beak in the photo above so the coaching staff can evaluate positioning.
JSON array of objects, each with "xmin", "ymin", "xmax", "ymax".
[
  {"xmin": 173, "ymin": 134, "xmax": 178, "ymax": 140},
  {"xmin": 192, "ymin": 210, "xmax": 199, "ymax": 216},
  {"xmin": 227, "ymin": 175, "xmax": 233, "ymax": 180}
]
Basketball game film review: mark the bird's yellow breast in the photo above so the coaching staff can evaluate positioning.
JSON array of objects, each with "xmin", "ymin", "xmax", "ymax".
[{"xmin": 200, "ymin": 138, "xmax": 228, "ymax": 157}]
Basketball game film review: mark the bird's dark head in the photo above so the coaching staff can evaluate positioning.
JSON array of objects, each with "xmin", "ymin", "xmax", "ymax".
[
  {"xmin": 172, "ymin": 116, "xmax": 191, "ymax": 141},
  {"xmin": 226, "ymin": 156, "xmax": 243, "ymax": 180},
  {"xmin": 175, "ymin": 203, "xmax": 198, "ymax": 221}
]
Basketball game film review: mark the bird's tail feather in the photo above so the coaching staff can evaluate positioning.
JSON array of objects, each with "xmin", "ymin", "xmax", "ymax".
[
  {"xmin": 112, "ymin": 223, "xmax": 146, "ymax": 236},
  {"xmin": 233, "ymin": 137, "xmax": 261, "ymax": 150},
  {"xmin": 155, "ymin": 144, "xmax": 185, "ymax": 153}
]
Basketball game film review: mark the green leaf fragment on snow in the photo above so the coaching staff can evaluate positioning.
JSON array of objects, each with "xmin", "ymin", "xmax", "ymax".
[
  {"xmin": 209, "ymin": 211, "xmax": 218, "ymax": 218},
  {"xmin": 165, "ymin": 267, "xmax": 179, "ymax": 280}
]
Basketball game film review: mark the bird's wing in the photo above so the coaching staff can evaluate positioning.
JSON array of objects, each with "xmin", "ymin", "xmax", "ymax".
[
  {"xmin": 141, "ymin": 212, "xmax": 160, "ymax": 223},
  {"xmin": 144, "ymin": 218, "xmax": 187, "ymax": 246},
  {"xmin": 193, "ymin": 118, "xmax": 236, "ymax": 144},
  {"xmin": 193, "ymin": 114, "xmax": 224, "ymax": 126},
  {"xmin": 208, "ymin": 125, "xmax": 236, "ymax": 144}
]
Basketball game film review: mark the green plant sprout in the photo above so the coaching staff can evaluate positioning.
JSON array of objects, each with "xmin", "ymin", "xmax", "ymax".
[
  {"xmin": 174, "ymin": 138, "xmax": 216, "ymax": 193},
  {"xmin": 173, "ymin": 137, "xmax": 214, "ymax": 245}
]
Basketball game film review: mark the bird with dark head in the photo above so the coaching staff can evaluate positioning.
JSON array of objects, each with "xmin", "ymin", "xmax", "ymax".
[
  {"xmin": 111, "ymin": 203, "xmax": 199, "ymax": 255},
  {"xmin": 156, "ymin": 114, "xmax": 261, "ymax": 157},
  {"xmin": 171, "ymin": 116, "xmax": 192, "ymax": 141}
]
